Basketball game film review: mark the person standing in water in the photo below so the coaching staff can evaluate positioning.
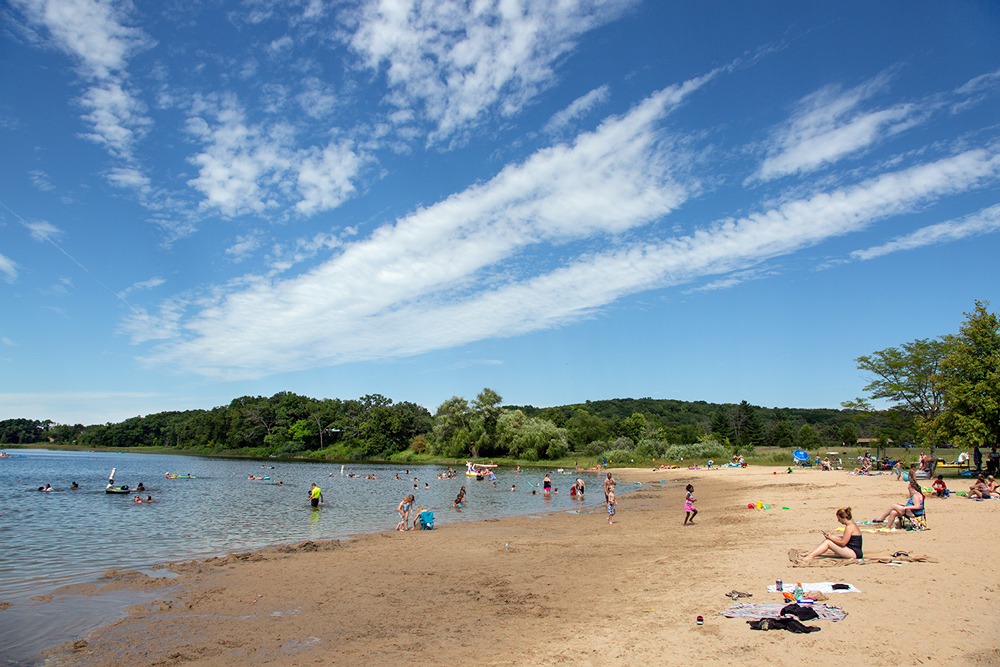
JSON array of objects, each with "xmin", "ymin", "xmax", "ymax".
[
  {"xmin": 603, "ymin": 472, "xmax": 616, "ymax": 502},
  {"xmin": 308, "ymin": 483, "xmax": 323, "ymax": 508}
]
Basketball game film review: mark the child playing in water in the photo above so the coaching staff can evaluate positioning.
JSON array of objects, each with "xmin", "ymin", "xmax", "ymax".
[
  {"xmin": 607, "ymin": 488, "xmax": 616, "ymax": 524},
  {"xmin": 683, "ymin": 484, "xmax": 698, "ymax": 525}
]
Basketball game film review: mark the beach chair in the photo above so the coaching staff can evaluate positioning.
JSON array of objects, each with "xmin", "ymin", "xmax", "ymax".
[
  {"xmin": 418, "ymin": 510, "xmax": 435, "ymax": 530},
  {"xmin": 898, "ymin": 503, "xmax": 928, "ymax": 530}
]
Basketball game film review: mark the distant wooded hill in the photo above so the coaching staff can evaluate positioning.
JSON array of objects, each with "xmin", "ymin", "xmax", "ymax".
[{"xmin": 1, "ymin": 391, "xmax": 896, "ymax": 461}]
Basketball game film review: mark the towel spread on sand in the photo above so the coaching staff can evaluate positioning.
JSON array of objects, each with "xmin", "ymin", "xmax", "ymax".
[
  {"xmin": 718, "ymin": 602, "xmax": 847, "ymax": 622},
  {"xmin": 787, "ymin": 548, "xmax": 938, "ymax": 567},
  {"xmin": 767, "ymin": 582, "xmax": 860, "ymax": 593}
]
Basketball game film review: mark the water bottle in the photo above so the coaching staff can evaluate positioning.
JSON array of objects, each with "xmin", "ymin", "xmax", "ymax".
[{"xmin": 793, "ymin": 582, "xmax": 803, "ymax": 601}]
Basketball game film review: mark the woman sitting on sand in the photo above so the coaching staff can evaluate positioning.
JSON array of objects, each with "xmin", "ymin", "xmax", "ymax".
[
  {"xmin": 872, "ymin": 479, "xmax": 924, "ymax": 524},
  {"xmin": 800, "ymin": 507, "xmax": 862, "ymax": 561},
  {"xmin": 968, "ymin": 475, "xmax": 994, "ymax": 499}
]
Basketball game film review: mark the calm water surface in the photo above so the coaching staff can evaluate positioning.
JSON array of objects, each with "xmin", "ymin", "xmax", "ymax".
[{"xmin": 1, "ymin": 449, "xmax": 617, "ymax": 664}]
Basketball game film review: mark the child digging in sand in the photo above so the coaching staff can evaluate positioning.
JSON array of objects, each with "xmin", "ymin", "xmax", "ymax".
[{"xmin": 683, "ymin": 484, "xmax": 698, "ymax": 525}]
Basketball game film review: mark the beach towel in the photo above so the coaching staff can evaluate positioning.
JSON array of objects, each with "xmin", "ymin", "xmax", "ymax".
[
  {"xmin": 747, "ymin": 617, "xmax": 820, "ymax": 633},
  {"xmin": 767, "ymin": 582, "xmax": 860, "ymax": 593},
  {"xmin": 718, "ymin": 602, "xmax": 847, "ymax": 622},
  {"xmin": 787, "ymin": 548, "xmax": 938, "ymax": 567},
  {"xmin": 858, "ymin": 518, "xmax": 929, "ymax": 532}
]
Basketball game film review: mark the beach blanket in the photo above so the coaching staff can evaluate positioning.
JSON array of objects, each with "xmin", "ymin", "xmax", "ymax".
[
  {"xmin": 718, "ymin": 602, "xmax": 847, "ymax": 622},
  {"xmin": 787, "ymin": 548, "xmax": 938, "ymax": 567},
  {"xmin": 858, "ymin": 517, "xmax": 929, "ymax": 532},
  {"xmin": 767, "ymin": 582, "xmax": 860, "ymax": 593}
]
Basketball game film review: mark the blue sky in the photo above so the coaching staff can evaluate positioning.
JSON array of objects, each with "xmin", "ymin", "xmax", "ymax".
[{"xmin": 2, "ymin": 0, "xmax": 999, "ymax": 425}]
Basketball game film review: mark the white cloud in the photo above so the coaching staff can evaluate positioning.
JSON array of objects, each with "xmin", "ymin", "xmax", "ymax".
[
  {"xmin": 268, "ymin": 34, "xmax": 294, "ymax": 55},
  {"xmin": 296, "ymin": 77, "xmax": 337, "ymax": 119},
  {"xmin": 24, "ymin": 219, "xmax": 64, "ymax": 242},
  {"xmin": 225, "ymin": 232, "xmax": 264, "ymax": 263},
  {"xmin": 753, "ymin": 75, "xmax": 922, "ymax": 182},
  {"xmin": 543, "ymin": 85, "xmax": 610, "ymax": 135},
  {"xmin": 956, "ymin": 68, "xmax": 1000, "ymax": 96},
  {"xmin": 118, "ymin": 276, "xmax": 165, "ymax": 298},
  {"xmin": 348, "ymin": 0, "xmax": 635, "ymax": 143},
  {"xmin": 105, "ymin": 164, "xmax": 151, "ymax": 190},
  {"xmin": 29, "ymin": 169, "xmax": 56, "ymax": 191},
  {"xmin": 267, "ymin": 230, "xmax": 342, "ymax": 274},
  {"xmin": 1, "ymin": 337, "xmax": 17, "ymax": 346},
  {"xmin": 851, "ymin": 203, "xmax": 1000, "ymax": 261},
  {"xmin": 0, "ymin": 253, "xmax": 19, "ymax": 281},
  {"xmin": 12, "ymin": 0, "xmax": 153, "ymax": 79},
  {"xmin": 185, "ymin": 97, "xmax": 365, "ymax": 217},
  {"xmin": 137, "ymin": 141, "xmax": 1000, "ymax": 378},
  {"xmin": 77, "ymin": 77, "xmax": 150, "ymax": 157},
  {"xmin": 295, "ymin": 140, "xmax": 362, "ymax": 214},
  {"xmin": 12, "ymin": 0, "xmax": 154, "ymax": 188}
]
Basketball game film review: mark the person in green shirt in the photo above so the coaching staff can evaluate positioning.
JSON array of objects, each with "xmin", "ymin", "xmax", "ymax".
[{"xmin": 309, "ymin": 483, "xmax": 323, "ymax": 508}]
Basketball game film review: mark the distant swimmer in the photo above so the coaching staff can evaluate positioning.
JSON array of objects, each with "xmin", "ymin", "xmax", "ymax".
[
  {"xmin": 136, "ymin": 482, "xmax": 145, "ymax": 491},
  {"xmin": 70, "ymin": 482, "xmax": 79, "ymax": 489},
  {"xmin": 38, "ymin": 484, "xmax": 52, "ymax": 492}
]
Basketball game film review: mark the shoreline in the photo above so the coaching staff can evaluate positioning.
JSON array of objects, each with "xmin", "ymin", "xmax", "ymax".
[{"xmin": 34, "ymin": 466, "xmax": 1000, "ymax": 666}]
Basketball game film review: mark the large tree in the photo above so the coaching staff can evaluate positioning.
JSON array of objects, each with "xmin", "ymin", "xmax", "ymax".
[
  {"xmin": 934, "ymin": 301, "xmax": 1000, "ymax": 449},
  {"xmin": 850, "ymin": 337, "xmax": 949, "ymax": 446}
]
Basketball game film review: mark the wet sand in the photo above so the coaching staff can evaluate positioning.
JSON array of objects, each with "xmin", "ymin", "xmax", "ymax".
[{"xmin": 36, "ymin": 466, "xmax": 1000, "ymax": 666}]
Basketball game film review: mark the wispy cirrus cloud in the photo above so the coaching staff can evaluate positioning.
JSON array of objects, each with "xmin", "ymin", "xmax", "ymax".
[
  {"xmin": 0, "ymin": 252, "xmax": 19, "ymax": 282},
  {"xmin": 851, "ymin": 203, "xmax": 1000, "ymax": 261},
  {"xmin": 130, "ymin": 65, "xmax": 1000, "ymax": 380},
  {"xmin": 130, "ymin": 78, "xmax": 709, "ymax": 375},
  {"xmin": 24, "ymin": 219, "xmax": 64, "ymax": 242},
  {"xmin": 543, "ymin": 85, "xmax": 610, "ymax": 135},
  {"xmin": 117, "ymin": 276, "xmax": 165, "ymax": 298},
  {"xmin": 348, "ymin": 0, "xmax": 636, "ymax": 144},
  {"xmin": 29, "ymin": 169, "xmax": 55, "ymax": 192},
  {"xmin": 11, "ymin": 0, "xmax": 154, "ymax": 189},
  {"xmin": 752, "ymin": 74, "xmax": 923, "ymax": 182}
]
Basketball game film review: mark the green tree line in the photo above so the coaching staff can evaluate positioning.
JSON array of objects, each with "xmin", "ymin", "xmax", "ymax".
[{"xmin": 3, "ymin": 387, "xmax": 890, "ymax": 461}]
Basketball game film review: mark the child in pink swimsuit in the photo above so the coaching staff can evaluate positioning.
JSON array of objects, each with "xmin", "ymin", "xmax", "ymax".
[{"xmin": 683, "ymin": 484, "xmax": 698, "ymax": 525}]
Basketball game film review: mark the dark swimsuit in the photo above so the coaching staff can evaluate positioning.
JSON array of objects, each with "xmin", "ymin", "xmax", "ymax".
[{"xmin": 846, "ymin": 534, "xmax": 863, "ymax": 559}]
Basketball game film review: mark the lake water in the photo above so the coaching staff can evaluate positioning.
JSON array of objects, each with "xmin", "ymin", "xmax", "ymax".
[{"xmin": 0, "ymin": 449, "xmax": 616, "ymax": 665}]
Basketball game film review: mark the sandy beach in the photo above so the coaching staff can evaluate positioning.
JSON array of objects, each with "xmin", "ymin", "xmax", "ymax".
[{"xmin": 36, "ymin": 466, "xmax": 1000, "ymax": 667}]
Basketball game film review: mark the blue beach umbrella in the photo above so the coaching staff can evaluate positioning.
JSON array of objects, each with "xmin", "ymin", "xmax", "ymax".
[{"xmin": 793, "ymin": 450, "xmax": 810, "ymax": 462}]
